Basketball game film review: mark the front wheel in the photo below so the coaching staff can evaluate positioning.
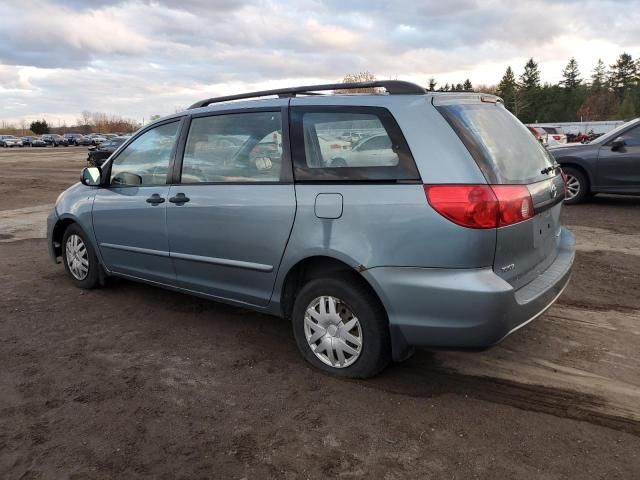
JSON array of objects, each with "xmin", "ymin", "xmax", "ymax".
[
  {"xmin": 292, "ymin": 275, "xmax": 390, "ymax": 378},
  {"xmin": 62, "ymin": 224, "xmax": 101, "ymax": 289},
  {"xmin": 563, "ymin": 167, "xmax": 588, "ymax": 204}
]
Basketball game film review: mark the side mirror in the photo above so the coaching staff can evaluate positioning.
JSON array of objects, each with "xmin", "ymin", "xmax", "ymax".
[
  {"xmin": 611, "ymin": 137, "xmax": 626, "ymax": 151},
  {"xmin": 80, "ymin": 167, "xmax": 102, "ymax": 186},
  {"xmin": 112, "ymin": 171, "xmax": 142, "ymax": 186}
]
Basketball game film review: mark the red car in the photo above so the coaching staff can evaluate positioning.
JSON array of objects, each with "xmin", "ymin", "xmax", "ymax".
[{"xmin": 526, "ymin": 126, "xmax": 548, "ymax": 146}]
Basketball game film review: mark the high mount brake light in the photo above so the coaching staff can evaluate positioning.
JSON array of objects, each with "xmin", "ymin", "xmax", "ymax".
[
  {"xmin": 480, "ymin": 94, "xmax": 498, "ymax": 103},
  {"xmin": 424, "ymin": 185, "xmax": 534, "ymax": 229}
]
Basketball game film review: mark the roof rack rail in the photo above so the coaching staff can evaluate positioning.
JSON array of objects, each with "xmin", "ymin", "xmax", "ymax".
[{"xmin": 188, "ymin": 80, "xmax": 426, "ymax": 109}]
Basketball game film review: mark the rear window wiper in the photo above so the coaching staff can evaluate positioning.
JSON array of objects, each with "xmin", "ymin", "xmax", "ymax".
[{"xmin": 540, "ymin": 163, "xmax": 561, "ymax": 175}]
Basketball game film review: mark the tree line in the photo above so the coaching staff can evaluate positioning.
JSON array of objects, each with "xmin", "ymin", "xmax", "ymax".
[
  {"xmin": 0, "ymin": 111, "xmax": 139, "ymax": 136},
  {"xmin": 427, "ymin": 53, "xmax": 640, "ymax": 123}
]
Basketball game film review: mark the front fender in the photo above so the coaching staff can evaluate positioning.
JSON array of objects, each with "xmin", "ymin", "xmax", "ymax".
[{"xmin": 51, "ymin": 183, "xmax": 101, "ymax": 265}]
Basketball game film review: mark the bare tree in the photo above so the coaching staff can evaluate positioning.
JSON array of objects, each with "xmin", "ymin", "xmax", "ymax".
[{"xmin": 335, "ymin": 72, "xmax": 383, "ymax": 93}]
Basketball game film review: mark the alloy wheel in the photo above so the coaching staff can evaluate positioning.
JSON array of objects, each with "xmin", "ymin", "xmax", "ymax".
[{"xmin": 565, "ymin": 174, "xmax": 580, "ymax": 201}]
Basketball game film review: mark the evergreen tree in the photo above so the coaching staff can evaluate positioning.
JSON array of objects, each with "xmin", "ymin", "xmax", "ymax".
[
  {"xmin": 497, "ymin": 66, "xmax": 519, "ymax": 114},
  {"xmin": 497, "ymin": 67, "xmax": 517, "ymax": 97},
  {"xmin": 618, "ymin": 88, "xmax": 637, "ymax": 119},
  {"xmin": 427, "ymin": 78, "xmax": 437, "ymax": 91},
  {"xmin": 463, "ymin": 79, "xmax": 473, "ymax": 91},
  {"xmin": 520, "ymin": 58, "xmax": 541, "ymax": 90},
  {"xmin": 30, "ymin": 120, "xmax": 50, "ymax": 134},
  {"xmin": 454, "ymin": 83, "xmax": 463, "ymax": 92},
  {"xmin": 609, "ymin": 53, "xmax": 637, "ymax": 93},
  {"xmin": 519, "ymin": 58, "xmax": 541, "ymax": 122},
  {"xmin": 561, "ymin": 58, "xmax": 581, "ymax": 90},
  {"xmin": 442, "ymin": 83, "xmax": 450, "ymax": 92},
  {"xmin": 591, "ymin": 59, "xmax": 607, "ymax": 91}
]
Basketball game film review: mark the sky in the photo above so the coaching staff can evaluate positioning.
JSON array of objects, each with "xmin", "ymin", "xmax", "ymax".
[{"xmin": 1, "ymin": 0, "xmax": 639, "ymax": 126}]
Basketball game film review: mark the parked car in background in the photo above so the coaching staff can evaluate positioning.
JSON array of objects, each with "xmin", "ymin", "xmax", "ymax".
[
  {"xmin": 63, "ymin": 133, "xmax": 84, "ymax": 145},
  {"xmin": 540, "ymin": 127, "xmax": 567, "ymax": 146},
  {"xmin": 526, "ymin": 126, "xmax": 548, "ymax": 146},
  {"xmin": 87, "ymin": 136, "xmax": 129, "ymax": 166},
  {"xmin": 326, "ymin": 134, "xmax": 398, "ymax": 167},
  {"xmin": 318, "ymin": 135, "xmax": 350, "ymax": 161},
  {"xmin": 86, "ymin": 134, "xmax": 107, "ymax": 145},
  {"xmin": 0, "ymin": 135, "xmax": 23, "ymax": 147},
  {"xmin": 550, "ymin": 117, "xmax": 640, "ymax": 203},
  {"xmin": 48, "ymin": 81, "xmax": 574, "ymax": 378},
  {"xmin": 21, "ymin": 136, "xmax": 47, "ymax": 147},
  {"xmin": 72, "ymin": 135, "xmax": 93, "ymax": 146},
  {"xmin": 41, "ymin": 134, "xmax": 68, "ymax": 147}
]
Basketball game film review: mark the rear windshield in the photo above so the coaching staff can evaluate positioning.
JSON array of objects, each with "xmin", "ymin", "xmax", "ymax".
[{"xmin": 437, "ymin": 103, "xmax": 554, "ymax": 184}]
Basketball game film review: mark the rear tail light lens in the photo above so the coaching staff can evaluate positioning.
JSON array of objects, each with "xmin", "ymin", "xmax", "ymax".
[
  {"xmin": 424, "ymin": 184, "xmax": 534, "ymax": 229},
  {"xmin": 553, "ymin": 135, "xmax": 562, "ymax": 140}
]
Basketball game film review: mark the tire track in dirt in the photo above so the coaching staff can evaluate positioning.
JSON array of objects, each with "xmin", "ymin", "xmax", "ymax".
[
  {"xmin": 571, "ymin": 225, "xmax": 640, "ymax": 256},
  {"xmin": 364, "ymin": 304, "xmax": 640, "ymax": 436}
]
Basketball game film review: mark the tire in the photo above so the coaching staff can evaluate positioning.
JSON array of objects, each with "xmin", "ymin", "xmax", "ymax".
[
  {"xmin": 61, "ymin": 224, "xmax": 101, "ymax": 289},
  {"xmin": 562, "ymin": 166, "xmax": 588, "ymax": 204},
  {"xmin": 292, "ymin": 274, "xmax": 391, "ymax": 378}
]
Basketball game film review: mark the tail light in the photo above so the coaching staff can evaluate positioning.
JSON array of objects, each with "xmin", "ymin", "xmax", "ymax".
[
  {"xmin": 330, "ymin": 144, "xmax": 341, "ymax": 149},
  {"xmin": 553, "ymin": 135, "xmax": 562, "ymax": 140},
  {"xmin": 424, "ymin": 185, "xmax": 534, "ymax": 229}
]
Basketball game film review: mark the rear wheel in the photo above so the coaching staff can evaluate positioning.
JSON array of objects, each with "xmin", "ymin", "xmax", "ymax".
[
  {"xmin": 62, "ymin": 224, "xmax": 100, "ymax": 289},
  {"xmin": 292, "ymin": 275, "xmax": 390, "ymax": 378},
  {"xmin": 563, "ymin": 167, "xmax": 588, "ymax": 204}
]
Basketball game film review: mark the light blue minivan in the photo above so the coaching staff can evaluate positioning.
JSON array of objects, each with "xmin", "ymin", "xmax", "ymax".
[{"xmin": 48, "ymin": 81, "xmax": 575, "ymax": 377}]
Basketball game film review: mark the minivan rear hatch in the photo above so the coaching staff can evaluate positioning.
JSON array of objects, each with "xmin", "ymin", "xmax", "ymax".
[{"xmin": 434, "ymin": 95, "xmax": 565, "ymax": 289}]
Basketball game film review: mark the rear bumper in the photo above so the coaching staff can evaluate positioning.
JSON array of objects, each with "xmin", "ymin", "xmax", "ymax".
[{"xmin": 363, "ymin": 227, "xmax": 575, "ymax": 360}]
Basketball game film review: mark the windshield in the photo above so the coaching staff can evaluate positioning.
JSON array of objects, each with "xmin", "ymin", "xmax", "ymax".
[
  {"xmin": 437, "ymin": 103, "xmax": 554, "ymax": 184},
  {"xmin": 589, "ymin": 118, "xmax": 640, "ymax": 145}
]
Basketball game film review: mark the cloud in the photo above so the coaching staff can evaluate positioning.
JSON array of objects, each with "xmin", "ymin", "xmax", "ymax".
[{"xmin": 0, "ymin": 0, "xmax": 639, "ymax": 124}]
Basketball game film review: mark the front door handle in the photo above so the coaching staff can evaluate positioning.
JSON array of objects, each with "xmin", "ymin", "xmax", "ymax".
[
  {"xmin": 146, "ymin": 193, "xmax": 165, "ymax": 205},
  {"xmin": 169, "ymin": 193, "xmax": 190, "ymax": 205}
]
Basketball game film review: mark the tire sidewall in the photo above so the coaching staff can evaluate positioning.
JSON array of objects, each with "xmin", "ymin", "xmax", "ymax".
[
  {"xmin": 563, "ymin": 167, "xmax": 588, "ymax": 204},
  {"xmin": 292, "ymin": 275, "xmax": 390, "ymax": 378},
  {"xmin": 61, "ymin": 224, "xmax": 100, "ymax": 289}
]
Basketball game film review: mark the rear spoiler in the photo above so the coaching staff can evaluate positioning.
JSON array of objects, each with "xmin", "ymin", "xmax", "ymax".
[{"xmin": 431, "ymin": 93, "xmax": 503, "ymax": 106}]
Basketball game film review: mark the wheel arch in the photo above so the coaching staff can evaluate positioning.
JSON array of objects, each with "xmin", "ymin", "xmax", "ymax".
[
  {"xmin": 278, "ymin": 255, "xmax": 380, "ymax": 319},
  {"xmin": 277, "ymin": 255, "xmax": 413, "ymax": 362},
  {"xmin": 51, "ymin": 214, "xmax": 103, "ymax": 267},
  {"xmin": 51, "ymin": 216, "xmax": 79, "ymax": 259},
  {"xmin": 558, "ymin": 160, "xmax": 592, "ymax": 191}
]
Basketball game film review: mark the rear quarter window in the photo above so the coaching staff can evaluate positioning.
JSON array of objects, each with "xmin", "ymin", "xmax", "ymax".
[{"xmin": 290, "ymin": 106, "xmax": 420, "ymax": 182}]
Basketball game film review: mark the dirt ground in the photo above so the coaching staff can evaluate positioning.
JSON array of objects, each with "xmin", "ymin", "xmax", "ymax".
[{"xmin": 1, "ymin": 148, "xmax": 639, "ymax": 479}]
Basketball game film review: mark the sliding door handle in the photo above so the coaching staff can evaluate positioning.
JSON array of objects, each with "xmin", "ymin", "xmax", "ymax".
[
  {"xmin": 169, "ymin": 193, "xmax": 190, "ymax": 205},
  {"xmin": 146, "ymin": 193, "xmax": 165, "ymax": 205}
]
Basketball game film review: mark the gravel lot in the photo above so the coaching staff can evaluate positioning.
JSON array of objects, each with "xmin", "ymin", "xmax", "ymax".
[{"xmin": 1, "ymin": 148, "xmax": 639, "ymax": 479}]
